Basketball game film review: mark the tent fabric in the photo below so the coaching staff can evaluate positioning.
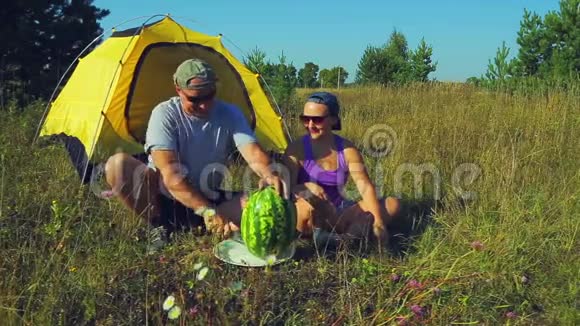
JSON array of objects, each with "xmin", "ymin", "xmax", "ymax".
[{"xmin": 40, "ymin": 16, "xmax": 289, "ymax": 172}]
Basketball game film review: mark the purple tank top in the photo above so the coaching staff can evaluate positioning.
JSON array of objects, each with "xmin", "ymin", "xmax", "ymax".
[{"xmin": 297, "ymin": 134, "xmax": 349, "ymax": 207}]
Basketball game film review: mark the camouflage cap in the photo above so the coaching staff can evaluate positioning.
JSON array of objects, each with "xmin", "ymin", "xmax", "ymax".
[{"xmin": 173, "ymin": 58, "xmax": 217, "ymax": 89}]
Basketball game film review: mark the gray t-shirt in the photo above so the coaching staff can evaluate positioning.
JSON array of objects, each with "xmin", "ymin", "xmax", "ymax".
[{"xmin": 144, "ymin": 96, "xmax": 256, "ymax": 198}]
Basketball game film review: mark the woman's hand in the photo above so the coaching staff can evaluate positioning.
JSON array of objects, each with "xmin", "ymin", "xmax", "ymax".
[
  {"xmin": 297, "ymin": 182, "xmax": 328, "ymax": 201},
  {"xmin": 294, "ymin": 182, "xmax": 336, "ymax": 229},
  {"xmin": 372, "ymin": 217, "xmax": 387, "ymax": 248}
]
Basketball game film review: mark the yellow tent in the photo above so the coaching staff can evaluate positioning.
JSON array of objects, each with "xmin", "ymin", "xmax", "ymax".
[{"xmin": 38, "ymin": 15, "xmax": 289, "ymax": 181}]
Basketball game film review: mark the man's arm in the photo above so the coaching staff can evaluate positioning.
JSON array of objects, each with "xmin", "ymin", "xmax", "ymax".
[
  {"xmin": 238, "ymin": 142, "xmax": 287, "ymax": 197},
  {"xmin": 152, "ymin": 149, "xmax": 235, "ymax": 236},
  {"xmin": 238, "ymin": 142, "xmax": 277, "ymax": 179},
  {"xmin": 227, "ymin": 104, "xmax": 287, "ymax": 197},
  {"xmin": 151, "ymin": 149, "xmax": 212, "ymax": 211}
]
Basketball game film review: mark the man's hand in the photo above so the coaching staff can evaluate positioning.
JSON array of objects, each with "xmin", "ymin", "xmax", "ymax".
[
  {"xmin": 238, "ymin": 142, "xmax": 289, "ymax": 199},
  {"xmin": 203, "ymin": 209, "xmax": 233, "ymax": 238},
  {"xmin": 259, "ymin": 174, "xmax": 288, "ymax": 199}
]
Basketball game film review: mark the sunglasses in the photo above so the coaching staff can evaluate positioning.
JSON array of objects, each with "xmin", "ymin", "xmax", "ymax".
[
  {"xmin": 299, "ymin": 114, "xmax": 328, "ymax": 125},
  {"xmin": 184, "ymin": 88, "xmax": 216, "ymax": 104}
]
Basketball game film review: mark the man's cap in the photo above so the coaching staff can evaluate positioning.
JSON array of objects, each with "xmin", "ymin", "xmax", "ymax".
[
  {"xmin": 173, "ymin": 58, "xmax": 217, "ymax": 90},
  {"xmin": 306, "ymin": 92, "xmax": 341, "ymax": 130}
]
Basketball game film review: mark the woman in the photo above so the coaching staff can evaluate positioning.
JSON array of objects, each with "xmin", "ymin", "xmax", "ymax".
[{"xmin": 283, "ymin": 92, "xmax": 400, "ymax": 244}]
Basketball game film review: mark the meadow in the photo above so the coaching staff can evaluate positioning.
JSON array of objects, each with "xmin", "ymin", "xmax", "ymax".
[{"xmin": 0, "ymin": 84, "xmax": 578, "ymax": 325}]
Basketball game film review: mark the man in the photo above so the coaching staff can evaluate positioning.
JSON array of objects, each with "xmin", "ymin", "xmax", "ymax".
[{"xmin": 105, "ymin": 58, "xmax": 284, "ymax": 244}]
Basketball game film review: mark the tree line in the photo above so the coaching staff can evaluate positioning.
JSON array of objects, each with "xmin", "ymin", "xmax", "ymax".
[
  {"xmin": 243, "ymin": 29, "xmax": 437, "ymax": 109},
  {"xmin": 1, "ymin": 0, "xmax": 577, "ymax": 110}
]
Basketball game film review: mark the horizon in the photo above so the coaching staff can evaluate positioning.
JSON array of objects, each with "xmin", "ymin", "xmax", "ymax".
[{"xmin": 94, "ymin": 1, "xmax": 562, "ymax": 82}]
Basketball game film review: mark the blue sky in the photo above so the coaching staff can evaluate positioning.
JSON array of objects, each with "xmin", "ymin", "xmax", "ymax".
[{"xmin": 93, "ymin": 0, "xmax": 561, "ymax": 82}]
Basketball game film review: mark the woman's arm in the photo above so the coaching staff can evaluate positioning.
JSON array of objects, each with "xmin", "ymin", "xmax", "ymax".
[{"xmin": 343, "ymin": 142, "xmax": 386, "ymax": 240}]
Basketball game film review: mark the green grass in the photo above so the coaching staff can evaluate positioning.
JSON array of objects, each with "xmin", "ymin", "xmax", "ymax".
[{"xmin": 1, "ymin": 84, "xmax": 578, "ymax": 325}]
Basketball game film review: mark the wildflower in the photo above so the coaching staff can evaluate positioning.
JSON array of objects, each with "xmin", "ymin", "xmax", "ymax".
[
  {"xmin": 68, "ymin": 266, "xmax": 77, "ymax": 273},
  {"xmin": 159, "ymin": 255, "xmax": 167, "ymax": 264},
  {"xmin": 196, "ymin": 266, "xmax": 209, "ymax": 281},
  {"xmin": 470, "ymin": 240, "xmax": 484, "ymax": 251},
  {"xmin": 266, "ymin": 254, "xmax": 277, "ymax": 265},
  {"xmin": 395, "ymin": 316, "xmax": 409, "ymax": 325},
  {"xmin": 407, "ymin": 279, "xmax": 423, "ymax": 289},
  {"xmin": 168, "ymin": 305, "xmax": 181, "ymax": 320},
  {"xmin": 410, "ymin": 304, "xmax": 425, "ymax": 317},
  {"xmin": 163, "ymin": 295, "xmax": 175, "ymax": 311},
  {"xmin": 390, "ymin": 273, "xmax": 401, "ymax": 282},
  {"xmin": 506, "ymin": 311, "xmax": 518, "ymax": 319},
  {"xmin": 521, "ymin": 274, "xmax": 530, "ymax": 285},
  {"xmin": 188, "ymin": 305, "xmax": 199, "ymax": 318}
]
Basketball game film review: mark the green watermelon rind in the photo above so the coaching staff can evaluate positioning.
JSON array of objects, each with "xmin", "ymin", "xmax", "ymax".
[{"xmin": 241, "ymin": 187, "xmax": 296, "ymax": 258}]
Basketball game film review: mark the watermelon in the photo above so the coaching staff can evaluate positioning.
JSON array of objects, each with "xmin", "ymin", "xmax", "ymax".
[{"xmin": 241, "ymin": 186, "xmax": 297, "ymax": 258}]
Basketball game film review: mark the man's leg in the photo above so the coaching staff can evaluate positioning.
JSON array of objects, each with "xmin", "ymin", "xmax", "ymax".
[{"xmin": 105, "ymin": 153, "xmax": 161, "ymax": 223}]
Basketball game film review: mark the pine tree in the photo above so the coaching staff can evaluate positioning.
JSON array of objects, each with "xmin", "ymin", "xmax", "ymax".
[
  {"xmin": 355, "ymin": 45, "xmax": 388, "ymax": 85},
  {"xmin": 542, "ymin": 0, "xmax": 580, "ymax": 79},
  {"xmin": 410, "ymin": 38, "xmax": 437, "ymax": 82},
  {"xmin": 355, "ymin": 29, "xmax": 436, "ymax": 85},
  {"xmin": 485, "ymin": 41, "xmax": 515, "ymax": 81},
  {"xmin": 515, "ymin": 9, "xmax": 546, "ymax": 77}
]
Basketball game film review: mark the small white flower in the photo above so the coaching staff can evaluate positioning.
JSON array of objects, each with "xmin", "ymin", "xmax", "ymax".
[
  {"xmin": 168, "ymin": 305, "xmax": 181, "ymax": 320},
  {"xmin": 197, "ymin": 266, "xmax": 209, "ymax": 281},
  {"xmin": 162, "ymin": 295, "xmax": 175, "ymax": 311},
  {"xmin": 266, "ymin": 254, "xmax": 277, "ymax": 266}
]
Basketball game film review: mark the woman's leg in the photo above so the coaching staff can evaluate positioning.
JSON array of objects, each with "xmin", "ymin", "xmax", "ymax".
[
  {"xmin": 333, "ymin": 196, "xmax": 402, "ymax": 237},
  {"xmin": 294, "ymin": 195, "xmax": 338, "ymax": 236},
  {"xmin": 295, "ymin": 197, "xmax": 315, "ymax": 236}
]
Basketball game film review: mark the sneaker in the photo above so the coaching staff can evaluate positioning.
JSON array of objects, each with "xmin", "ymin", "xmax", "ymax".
[{"xmin": 146, "ymin": 225, "xmax": 169, "ymax": 255}]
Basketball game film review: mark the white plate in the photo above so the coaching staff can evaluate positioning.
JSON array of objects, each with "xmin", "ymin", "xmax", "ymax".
[{"xmin": 213, "ymin": 236, "xmax": 295, "ymax": 267}]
